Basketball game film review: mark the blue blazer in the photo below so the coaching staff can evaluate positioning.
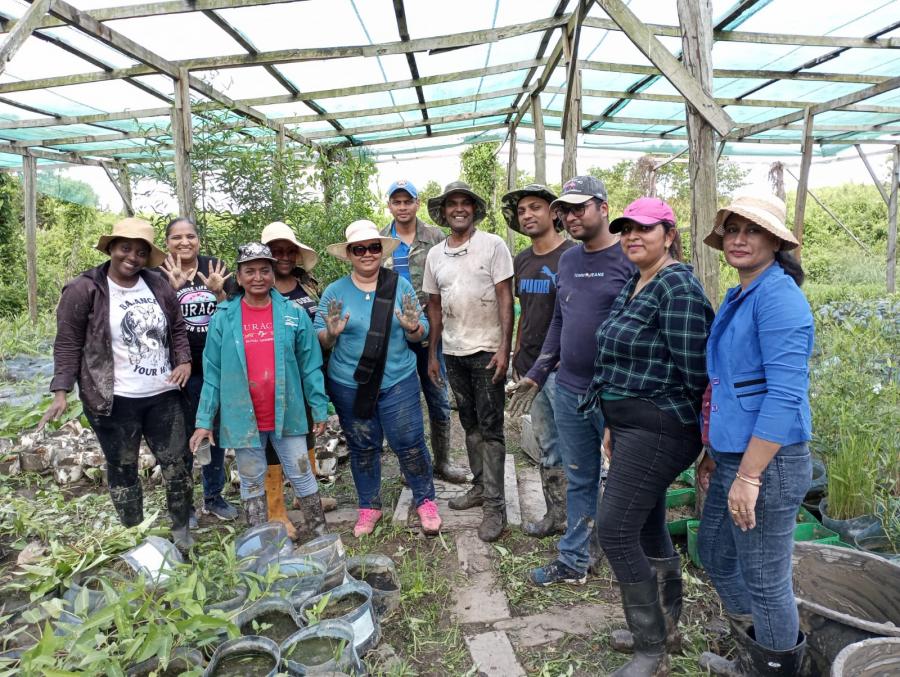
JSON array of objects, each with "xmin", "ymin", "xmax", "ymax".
[{"xmin": 707, "ymin": 263, "xmax": 814, "ymax": 453}]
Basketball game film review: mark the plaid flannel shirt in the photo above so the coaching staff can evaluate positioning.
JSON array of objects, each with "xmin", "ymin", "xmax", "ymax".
[{"xmin": 581, "ymin": 263, "xmax": 714, "ymax": 425}]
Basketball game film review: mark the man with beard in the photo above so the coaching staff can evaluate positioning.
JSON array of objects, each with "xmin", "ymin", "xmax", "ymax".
[
  {"xmin": 501, "ymin": 184, "xmax": 575, "ymax": 538},
  {"xmin": 509, "ymin": 176, "xmax": 634, "ymax": 585},
  {"xmin": 423, "ymin": 181, "xmax": 514, "ymax": 542}
]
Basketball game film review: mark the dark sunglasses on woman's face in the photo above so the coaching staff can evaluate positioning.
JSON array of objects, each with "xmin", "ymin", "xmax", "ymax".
[{"xmin": 348, "ymin": 242, "xmax": 383, "ymax": 257}]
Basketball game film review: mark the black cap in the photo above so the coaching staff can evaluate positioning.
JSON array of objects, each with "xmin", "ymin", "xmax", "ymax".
[{"xmin": 550, "ymin": 176, "xmax": 608, "ymax": 209}]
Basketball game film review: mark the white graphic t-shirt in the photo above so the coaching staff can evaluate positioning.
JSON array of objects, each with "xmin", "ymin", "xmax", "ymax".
[{"xmin": 108, "ymin": 276, "xmax": 178, "ymax": 397}]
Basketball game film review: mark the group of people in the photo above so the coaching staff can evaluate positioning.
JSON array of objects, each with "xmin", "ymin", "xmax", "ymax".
[{"xmin": 41, "ymin": 172, "xmax": 814, "ymax": 676}]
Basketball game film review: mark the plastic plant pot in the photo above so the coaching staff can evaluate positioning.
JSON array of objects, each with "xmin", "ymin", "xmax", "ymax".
[
  {"xmin": 852, "ymin": 535, "xmax": 900, "ymax": 562},
  {"xmin": 793, "ymin": 522, "xmax": 841, "ymax": 545},
  {"xmin": 126, "ymin": 647, "xmax": 205, "ymax": 676},
  {"xmin": 299, "ymin": 581, "xmax": 380, "ymax": 656},
  {"xmin": 830, "ymin": 637, "xmax": 900, "ymax": 676},
  {"xmin": 204, "ymin": 584, "xmax": 249, "ymax": 615},
  {"xmin": 234, "ymin": 596, "xmax": 305, "ymax": 646},
  {"xmin": 235, "ymin": 522, "xmax": 293, "ymax": 573},
  {"xmin": 262, "ymin": 556, "xmax": 327, "ymax": 605},
  {"xmin": 280, "ymin": 619, "xmax": 365, "ymax": 676},
  {"xmin": 665, "ymin": 487, "xmax": 695, "ymax": 509},
  {"xmin": 685, "ymin": 520, "xmax": 702, "ymax": 568},
  {"xmin": 345, "ymin": 554, "xmax": 401, "ymax": 620},
  {"xmin": 120, "ymin": 536, "xmax": 184, "ymax": 589},
  {"xmin": 203, "ymin": 635, "xmax": 281, "ymax": 677},
  {"xmin": 294, "ymin": 534, "xmax": 347, "ymax": 592},
  {"xmin": 796, "ymin": 505, "xmax": 820, "ymax": 524},
  {"xmin": 819, "ymin": 498, "xmax": 884, "ymax": 545},
  {"xmin": 792, "ymin": 542, "xmax": 900, "ymax": 674}
]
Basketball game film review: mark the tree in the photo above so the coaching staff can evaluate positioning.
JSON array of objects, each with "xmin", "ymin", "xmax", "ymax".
[{"xmin": 460, "ymin": 142, "xmax": 504, "ymax": 237}]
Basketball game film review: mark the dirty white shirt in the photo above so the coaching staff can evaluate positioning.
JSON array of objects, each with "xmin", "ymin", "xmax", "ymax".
[
  {"xmin": 107, "ymin": 277, "xmax": 177, "ymax": 398},
  {"xmin": 422, "ymin": 230, "xmax": 514, "ymax": 356}
]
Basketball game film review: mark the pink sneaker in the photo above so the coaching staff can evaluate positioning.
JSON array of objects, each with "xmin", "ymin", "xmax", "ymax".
[
  {"xmin": 416, "ymin": 499, "xmax": 442, "ymax": 536},
  {"xmin": 353, "ymin": 508, "xmax": 382, "ymax": 537}
]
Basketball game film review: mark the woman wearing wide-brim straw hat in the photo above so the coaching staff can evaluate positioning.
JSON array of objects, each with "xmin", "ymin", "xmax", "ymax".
[
  {"xmin": 39, "ymin": 217, "xmax": 196, "ymax": 551},
  {"xmin": 315, "ymin": 220, "xmax": 443, "ymax": 538},
  {"xmin": 697, "ymin": 193, "xmax": 814, "ymax": 676}
]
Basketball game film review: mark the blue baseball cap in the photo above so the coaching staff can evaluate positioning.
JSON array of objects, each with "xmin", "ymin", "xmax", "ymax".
[{"xmin": 387, "ymin": 179, "xmax": 418, "ymax": 200}]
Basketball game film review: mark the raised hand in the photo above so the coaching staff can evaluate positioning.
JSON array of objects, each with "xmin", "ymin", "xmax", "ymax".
[
  {"xmin": 197, "ymin": 258, "xmax": 232, "ymax": 296},
  {"xmin": 507, "ymin": 377, "xmax": 539, "ymax": 417},
  {"xmin": 162, "ymin": 253, "xmax": 196, "ymax": 290},
  {"xmin": 325, "ymin": 299, "xmax": 350, "ymax": 338},
  {"xmin": 395, "ymin": 293, "xmax": 421, "ymax": 333}
]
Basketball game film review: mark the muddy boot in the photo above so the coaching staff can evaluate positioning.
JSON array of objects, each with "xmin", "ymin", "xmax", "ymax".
[
  {"xmin": 478, "ymin": 509, "xmax": 507, "ymax": 542},
  {"xmin": 523, "ymin": 466, "xmax": 567, "ymax": 537},
  {"xmin": 700, "ymin": 619, "xmax": 806, "ymax": 676},
  {"xmin": 294, "ymin": 495, "xmax": 337, "ymax": 512},
  {"xmin": 296, "ymin": 492, "xmax": 327, "ymax": 540},
  {"xmin": 110, "ymin": 483, "xmax": 144, "ymax": 527},
  {"xmin": 244, "ymin": 494, "xmax": 268, "ymax": 527},
  {"xmin": 477, "ymin": 445, "xmax": 507, "ymax": 542},
  {"xmin": 166, "ymin": 478, "xmax": 195, "ymax": 552},
  {"xmin": 612, "ymin": 556, "xmax": 683, "ymax": 653},
  {"xmin": 448, "ymin": 430, "xmax": 484, "ymax": 509},
  {"xmin": 430, "ymin": 418, "xmax": 467, "ymax": 484},
  {"xmin": 448, "ymin": 486, "xmax": 484, "ymax": 510},
  {"xmin": 612, "ymin": 571, "xmax": 670, "ymax": 676},
  {"xmin": 265, "ymin": 465, "xmax": 298, "ymax": 540}
]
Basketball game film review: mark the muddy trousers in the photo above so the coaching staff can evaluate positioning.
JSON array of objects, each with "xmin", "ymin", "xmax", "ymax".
[
  {"xmin": 444, "ymin": 352, "xmax": 506, "ymax": 512},
  {"xmin": 597, "ymin": 398, "xmax": 701, "ymax": 584},
  {"xmin": 85, "ymin": 390, "xmax": 193, "ymax": 528}
]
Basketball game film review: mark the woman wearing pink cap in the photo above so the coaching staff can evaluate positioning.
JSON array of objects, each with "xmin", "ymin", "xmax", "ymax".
[{"xmin": 579, "ymin": 197, "xmax": 714, "ymax": 676}]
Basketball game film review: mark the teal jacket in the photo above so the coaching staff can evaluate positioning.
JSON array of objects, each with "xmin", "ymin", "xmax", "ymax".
[{"xmin": 196, "ymin": 289, "xmax": 328, "ymax": 449}]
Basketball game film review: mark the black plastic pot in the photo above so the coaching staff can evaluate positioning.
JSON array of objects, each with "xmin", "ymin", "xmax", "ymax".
[
  {"xmin": 806, "ymin": 455, "xmax": 827, "ymax": 499},
  {"xmin": 299, "ymin": 581, "xmax": 380, "ymax": 656},
  {"xmin": 263, "ymin": 556, "xmax": 327, "ymax": 605},
  {"xmin": 819, "ymin": 498, "xmax": 884, "ymax": 544},
  {"xmin": 345, "ymin": 555, "xmax": 400, "ymax": 620},
  {"xmin": 234, "ymin": 596, "xmax": 305, "ymax": 646},
  {"xmin": 204, "ymin": 584, "xmax": 249, "ymax": 615},
  {"xmin": 280, "ymin": 619, "xmax": 365, "ymax": 675},
  {"xmin": 203, "ymin": 635, "xmax": 281, "ymax": 677},
  {"xmin": 792, "ymin": 542, "xmax": 900, "ymax": 673},
  {"xmin": 852, "ymin": 534, "xmax": 900, "ymax": 562},
  {"xmin": 126, "ymin": 647, "xmax": 205, "ymax": 676},
  {"xmin": 830, "ymin": 637, "xmax": 900, "ymax": 676}
]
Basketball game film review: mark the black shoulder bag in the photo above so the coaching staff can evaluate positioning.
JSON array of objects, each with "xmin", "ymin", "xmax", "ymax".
[{"xmin": 352, "ymin": 267, "xmax": 399, "ymax": 418}]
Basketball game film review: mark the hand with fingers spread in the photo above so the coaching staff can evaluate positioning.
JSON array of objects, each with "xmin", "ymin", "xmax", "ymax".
[
  {"xmin": 162, "ymin": 253, "xmax": 197, "ymax": 290},
  {"xmin": 198, "ymin": 258, "xmax": 232, "ymax": 296},
  {"xmin": 325, "ymin": 299, "xmax": 350, "ymax": 338},
  {"xmin": 395, "ymin": 292, "xmax": 422, "ymax": 334},
  {"xmin": 508, "ymin": 377, "xmax": 539, "ymax": 417}
]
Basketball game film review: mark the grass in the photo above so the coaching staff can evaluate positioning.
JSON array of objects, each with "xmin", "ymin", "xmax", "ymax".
[{"xmin": 0, "ymin": 314, "xmax": 54, "ymax": 362}]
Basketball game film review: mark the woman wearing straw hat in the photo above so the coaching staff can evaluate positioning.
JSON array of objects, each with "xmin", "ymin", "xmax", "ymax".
[
  {"xmin": 315, "ymin": 220, "xmax": 442, "ymax": 538},
  {"xmin": 39, "ymin": 218, "xmax": 196, "ymax": 551},
  {"xmin": 697, "ymin": 194, "xmax": 813, "ymax": 676}
]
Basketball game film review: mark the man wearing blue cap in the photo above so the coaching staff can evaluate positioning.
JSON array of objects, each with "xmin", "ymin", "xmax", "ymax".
[{"xmin": 380, "ymin": 180, "xmax": 466, "ymax": 484}]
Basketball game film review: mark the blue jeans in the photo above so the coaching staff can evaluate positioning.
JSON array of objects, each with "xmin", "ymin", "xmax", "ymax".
[
  {"xmin": 409, "ymin": 339, "xmax": 451, "ymax": 423},
  {"xmin": 328, "ymin": 372, "xmax": 436, "ymax": 510},
  {"xmin": 531, "ymin": 371, "xmax": 561, "ymax": 468},
  {"xmin": 185, "ymin": 374, "xmax": 226, "ymax": 501},
  {"xmin": 235, "ymin": 432, "xmax": 318, "ymax": 500},
  {"xmin": 554, "ymin": 382, "xmax": 605, "ymax": 573},
  {"xmin": 698, "ymin": 442, "xmax": 812, "ymax": 650}
]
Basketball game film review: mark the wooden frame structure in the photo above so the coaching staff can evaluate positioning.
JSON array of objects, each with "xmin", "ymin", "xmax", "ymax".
[{"xmin": 1, "ymin": 0, "xmax": 898, "ymax": 317}]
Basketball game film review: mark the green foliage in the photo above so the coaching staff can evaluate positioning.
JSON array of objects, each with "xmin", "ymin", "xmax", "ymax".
[
  {"xmin": 416, "ymin": 180, "xmax": 443, "ymax": 225},
  {"xmin": 36, "ymin": 171, "xmax": 99, "ymax": 209},
  {"xmin": 460, "ymin": 142, "xmax": 505, "ymax": 238}
]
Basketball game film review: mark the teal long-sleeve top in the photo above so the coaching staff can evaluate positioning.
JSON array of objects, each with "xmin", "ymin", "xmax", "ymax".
[{"xmin": 196, "ymin": 289, "xmax": 328, "ymax": 449}]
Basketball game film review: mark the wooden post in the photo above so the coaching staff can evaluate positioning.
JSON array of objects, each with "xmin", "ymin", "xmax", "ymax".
[
  {"xmin": 677, "ymin": 0, "xmax": 719, "ymax": 307},
  {"xmin": 561, "ymin": 29, "xmax": 580, "ymax": 182},
  {"xmin": 531, "ymin": 93, "xmax": 546, "ymax": 185},
  {"xmin": 23, "ymin": 154, "xmax": 38, "ymax": 322},
  {"xmin": 768, "ymin": 161, "xmax": 786, "ymax": 202},
  {"xmin": 505, "ymin": 127, "xmax": 518, "ymax": 252},
  {"xmin": 855, "ymin": 144, "xmax": 890, "ymax": 206},
  {"xmin": 793, "ymin": 108, "xmax": 814, "ymax": 259},
  {"xmin": 171, "ymin": 69, "xmax": 194, "ymax": 221},
  {"xmin": 888, "ymin": 145, "xmax": 899, "ymax": 294},
  {"xmin": 119, "ymin": 163, "xmax": 134, "ymax": 216}
]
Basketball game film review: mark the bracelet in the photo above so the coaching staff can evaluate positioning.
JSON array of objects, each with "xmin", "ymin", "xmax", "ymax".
[{"xmin": 735, "ymin": 471, "xmax": 762, "ymax": 487}]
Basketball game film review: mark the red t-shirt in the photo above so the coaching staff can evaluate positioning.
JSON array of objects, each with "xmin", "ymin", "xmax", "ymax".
[{"xmin": 241, "ymin": 300, "xmax": 276, "ymax": 432}]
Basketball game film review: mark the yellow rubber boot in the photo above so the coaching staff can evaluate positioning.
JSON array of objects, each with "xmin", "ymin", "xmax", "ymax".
[{"xmin": 265, "ymin": 464, "xmax": 298, "ymax": 541}]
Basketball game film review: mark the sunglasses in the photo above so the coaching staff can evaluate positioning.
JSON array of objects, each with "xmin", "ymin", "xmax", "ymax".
[
  {"xmin": 554, "ymin": 199, "xmax": 601, "ymax": 218},
  {"xmin": 348, "ymin": 242, "xmax": 383, "ymax": 257}
]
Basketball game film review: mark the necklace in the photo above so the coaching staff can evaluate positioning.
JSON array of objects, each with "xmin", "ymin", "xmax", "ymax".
[{"xmin": 365, "ymin": 292, "xmax": 371, "ymax": 301}]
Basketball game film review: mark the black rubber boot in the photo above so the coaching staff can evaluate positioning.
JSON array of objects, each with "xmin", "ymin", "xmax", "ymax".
[
  {"xmin": 166, "ymin": 478, "xmax": 195, "ymax": 552},
  {"xmin": 477, "ymin": 443, "xmax": 506, "ymax": 542},
  {"xmin": 523, "ymin": 466, "xmax": 567, "ymax": 538},
  {"xmin": 430, "ymin": 418, "xmax": 467, "ymax": 484},
  {"xmin": 448, "ymin": 430, "xmax": 484, "ymax": 509},
  {"xmin": 611, "ymin": 571, "xmax": 670, "ymax": 676},
  {"xmin": 448, "ymin": 486, "xmax": 484, "ymax": 510},
  {"xmin": 110, "ymin": 483, "xmax": 144, "ymax": 527},
  {"xmin": 296, "ymin": 492, "xmax": 327, "ymax": 540},
  {"xmin": 700, "ymin": 618, "xmax": 807, "ymax": 676},
  {"xmin": 244, "ymin": 494, "xmax": 269, "ymax": 527},
  {"xmin": 611, "ymin": 556, "xmax": 683, "ymax": 653}
]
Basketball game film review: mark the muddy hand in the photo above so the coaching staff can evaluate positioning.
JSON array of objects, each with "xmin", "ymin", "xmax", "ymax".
[
  {"xmin": 395, "ymin": 293, "xmax": 421, "ymax": 333},
  {"xmin": 37, "ymin": 391, "xmax": 68, "ymax": 432},
  {"xmin": 326, "ymin": 299, "xmax": 350, "ymax": 338},
  {"xmin": 508, "ymin": 378, "xmax": 538, "ymax": 417},
  {"xmin": 190, "ymin": 428, "xmax": 215, "ymax": 452}
]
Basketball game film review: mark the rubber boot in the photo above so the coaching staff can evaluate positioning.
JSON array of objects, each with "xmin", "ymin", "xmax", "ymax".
[
  {"xmin": 296, "ymin": 492, "xmax": 327, "ymax": 541},
  {"xmin": 294, "ymin": 495, "xmax": 337, "ymax": 512},
  {"xmin": 700, "ymin": 618, "xmax": 807, "ymax": 676},
  {"xmin": 449, "ymin": 430, "xmax": 484, "ymax": 510},
  {"xmin": 110, "ymin": 483, "xmax": 144, "ymax": 527},
  {"xmin": 166, "ymin": 478, "xmax": 195, "ymax": 552},
  {"xmin": 523, "ymin": 466, "xmax": 567, "ymax": 537},
  {"xmin": 477, "ymin": 443, "xmax": 507, "ymax": 542},
  {"xmin": 611, "ymin": 556, "xmax": 683, "ymax": 653},
  {"xmin": 244, "ymin": 494, "xmax": 268, "ymax": 527},
  {"xmin": 430, "ymin": 418, "xmax": 467, "ymax": 484},
  {"xmin": 611, "ymin": 571, "xmax": 670, "ymax": 676},
  {"xmin": 265, "ymin": 465, "xmax": 298, "ymax": 540},
  {"xmin": 587, "ymin": 478, "xmax": 605, "ymax": 575}
]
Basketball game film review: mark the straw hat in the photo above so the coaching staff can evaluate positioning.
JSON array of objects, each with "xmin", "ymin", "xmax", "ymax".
[
  {"xmin": 95, "ymin": 217, "xmax": 166, "ymax": 267},
  {"xmin": 325, "ymin": 220, "xmax": 400, "ymax": 261},
  {"xmin": 260, "ymin": 221, "xmax": 319, "ymax": 272},
  {"xmin": 427, "ymin": 181, "xmax": 488, "ymax": 227},
  {"xmin": 705, "ymin": 194, "xmax": 800, "ymax": 251}
]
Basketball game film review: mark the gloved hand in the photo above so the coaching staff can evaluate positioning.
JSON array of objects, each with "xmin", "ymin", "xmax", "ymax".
[{"xmin": 508, "ymin": 377, "xmax": 540, "ymax": 418}]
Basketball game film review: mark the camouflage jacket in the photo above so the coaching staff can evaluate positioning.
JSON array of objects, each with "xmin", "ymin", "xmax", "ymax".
[{"xmin": 380, "ymin": 217, "xmax": 446, "ymax": 306}]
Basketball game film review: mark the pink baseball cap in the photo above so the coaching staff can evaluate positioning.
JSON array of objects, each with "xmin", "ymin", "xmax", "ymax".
[{"xmin": 609, "ymin": 197, "xmax": 676, "ymax": 234}]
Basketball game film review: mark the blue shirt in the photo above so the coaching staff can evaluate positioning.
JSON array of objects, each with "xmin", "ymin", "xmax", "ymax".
[
  {"xmin": 315, "ymin": 274, "xmax": 428, "ymax": 390},
  {"xmin": 707, "ymin": 263, "xmax": 814, "ymax": 452},
  {"xmin": 390, "ymin": 224, "xmax": 411, "ymax": 283}
]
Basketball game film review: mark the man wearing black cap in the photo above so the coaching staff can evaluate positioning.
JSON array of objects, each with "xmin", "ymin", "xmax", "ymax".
[
  {"xmin": 501, "ymin": 184, "xmax": 575, "ymax": 539},
  {"xmin": 509, "ymin": 176, "xmax": 634, "ymax": 585},
  {"xmin": 380, "ymin": 180, "xmax": 466, "ymax": 484},
  {"xmin": 423, "ymin": 181, "xmax": 515, "ymax": 542}
]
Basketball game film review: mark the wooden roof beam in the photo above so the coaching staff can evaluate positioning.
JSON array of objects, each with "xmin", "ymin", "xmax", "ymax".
[
  {"xmin": 0, "ymin": 142, "xmax": 114, "ymax": 165},
  {"xmin": 303, "ymin": 106, "xmax": 516, "ymax": 140},
  {"xmin": 392, "ymin": 0, "xmax": 430, "ymax": 136},
  {"xmin": 0, "ymin": 0, "xmax": 56, "ymax": 75}
]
